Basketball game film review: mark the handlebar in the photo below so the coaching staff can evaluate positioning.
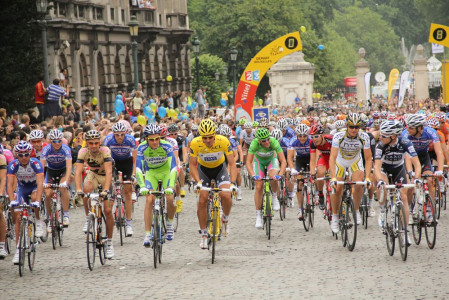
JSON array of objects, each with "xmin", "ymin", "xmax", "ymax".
[
  {"xmin": 315, "ymin": 177, "xmax": 331, "ymax": 181},
  {"xmin": 200, "ymin": 187, "xmax": 231, "ymax": 192},
  {"xmin": 44, "ymin": 184, "xmax": 69, "ymax": 189},
  {"xmin": 383, "ymin": 183, "xmax": 415, "ymax": 189},
  {"xmin": 334, "ymin": 181, "xmax": 367, "ymax": 186}
]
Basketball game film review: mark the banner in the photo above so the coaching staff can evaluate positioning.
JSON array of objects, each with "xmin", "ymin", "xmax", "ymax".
[
  {"xmin": 364, "ymin": 72, "xmax": 371, "ymax": 104},
  {"xmin": 234, "ymin": 32, "xmax": 302, "ymax": 121},
  {"xmin": 429, "ymin": 23, "xmax": 449, "ymax": 48},
  {"xmin": 443, "ymin": 60, "xmax": 449, "ymax": 104},
  {"xmin": 387, "ymin": 68, "xmax": 399, "ymax": 102},
  {"xmin": 398, "ymin": 71, "xmax": 410, "ymax": 107},
  {"xmin": 252, "ymin": 106, "xmax": 270, "ymax": 122},
  {"xmin": 432, "ymin": 43, "xmax": 445, "ymax": 54}
]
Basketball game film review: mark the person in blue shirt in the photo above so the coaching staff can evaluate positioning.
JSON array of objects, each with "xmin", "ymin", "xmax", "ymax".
[
  {"xmin": 7, "ymin": 141, "xmax": 44, "ymax": 264},
  {"xmin": 41, "ymin": 129, "xmax": 72, "ymax": 228},
  {"xmin": 103, "ymin": 122, "xmax": 137, "ymax": 237}
]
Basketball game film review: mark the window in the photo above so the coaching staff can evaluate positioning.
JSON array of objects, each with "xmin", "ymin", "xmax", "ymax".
[
  {"xmin": 94, "ymin": 7, "xmax": 103, "ymax": 20},
  {"xmin": 166, "ymin": 16, "xmax": 172, "ymax": 28},
  {"xmin": 159, "ymin": 14, "xmax": 162, "ymax": 26},
  {"xmin": 56, "ymin": 2, "xmax": 67, "ymax": 17},
  {"xmin": 110, "ymin": 8, "xmax": 115, "ymax": 21},
  {"xmin": 121, "ymin": 9, "xmax": 125, "ymax": 23},
  {"xmin": 179, "ymin": 15, "xmax": 186, "ymax": 27},
  {"xmin": 77, "ymin": 5, "xmax": 85, "ymax": 18},
  {"xmin": 145, "ymin": 11, "xmax": 154, "ymax": 23}
]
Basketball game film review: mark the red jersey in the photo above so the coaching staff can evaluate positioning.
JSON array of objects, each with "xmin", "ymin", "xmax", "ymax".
[
  {"xmin": 310, "ymin": 135, "xmax": 333, "ymax": 157},
  {"xmin": 31, "ymin": 142, "xmax": 48, "ymax": 160}
]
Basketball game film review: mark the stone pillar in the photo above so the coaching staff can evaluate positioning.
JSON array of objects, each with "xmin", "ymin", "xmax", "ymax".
[
  {"xmin": 355, "ymin": 48, "xmax": 370, "ymax": 103},
  {"xmin": 413, "ymin": 44, "xmax": 429, "ymax": 100}
]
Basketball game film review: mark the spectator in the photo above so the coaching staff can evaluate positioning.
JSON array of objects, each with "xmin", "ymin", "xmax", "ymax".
[
  {"xmin": 11, "ymin": 111, "xmax": 19, "ymax": 126},
  {"xmin": 195, "ymin": 87, "xmax": 206, "ymax": 119},
  {"xmin": 27, "ymin": 109, "xmax": 39, "ymax": 125},
  {"xmin": 46, "ymin": 79, "xmax": 68, "ymax": 118},
  {"xmin": 34, "ymin": 76, "xmax": 46, "ymax": 122}
]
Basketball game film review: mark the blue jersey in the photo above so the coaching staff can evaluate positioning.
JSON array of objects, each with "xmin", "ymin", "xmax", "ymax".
[
  {"xmin": 41, "ymin": 144, "xmax": 72, "ymax": 170},
  {"xmin": 374, "ymin": 136, "xmax": 417, "ymax": 167},
  {"xmin": 235, "ymin": 127, "xmax": 242, "ymax": 142},
  {"xmin": 288, "ymin": 136, "xmax": 311, "ymax": 158},
  {"xmin": 280, "ymin": 137, "xmax": 290, "ymax": 157},
  {"xmin": 401, "ymin": 127, "xmax": 439, "ymax": 154},
  {"xmin": 7, "ymin": 158, "xmax": 44, "ymax": 189},
  {"xmin": 136, "ymin": 140, "xmax": 177, "ymax": 172},
  {"xmin": 283, "ymin": 127, "xmax": 296, "ymax": 140},
  {"xmin": 103, "ymin": 133, "xmax": 137, "ymax": 161},
  {"xmin": 229, "ymin": 138, "xmax": 238, "ymax": 152}
]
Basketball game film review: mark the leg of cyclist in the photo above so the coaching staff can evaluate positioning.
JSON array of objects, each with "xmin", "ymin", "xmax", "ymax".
[
  {"xmin": 368, "ymin": 171, "xmax": 376, "ymax": 216},
  {"xmin": 164, "ymin": 168, "xmax": 177, "ymax": 241},
  {"xmin": 44, "ymin": 187, "xmax": 53, "ymax": 232},
  {"xmin": 376, "ymin": 172, "xmax": 388, "ymax": 229},
  {"xmin": 123, "ymin": 183, "xmax": 133, "ymax": 235},
  {"xmin": 252, "ymin": 158, "xmax": 265, "ymax": 228},
  {"xmin": 351, "ymin": 169, "xmax": 364, "ymax": 225},
  {"xmin": 296, "ymin": 174, "xmax": 304, "ymax": 220},
  {"xmin": 316, "ymin": 165, "xmax": 326, "ymax": 209},
  {"xmin": 268, "ymin": 163, "xmax": 280, "ymax": 211},
  {"xmin": 0, "ymin": 204, "xmax": 5, "ymax": 258},
  {"xmin": 330, "ymin": 162, "xmax": 346, "ymax": 233},
  {"xmin": 143, "ymin": 193, "xmax": 155, "ymax": 247},
  {"xmin": 82, "ymin": 173, "xmax": 96, "ymax": 232},
  {"xmin": 236, "ymin": 161, "xmax": 242, "ymax": 200}
]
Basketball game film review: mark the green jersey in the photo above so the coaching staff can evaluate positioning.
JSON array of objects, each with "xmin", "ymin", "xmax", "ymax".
[{"xmin": 248, "ymin": 137, "xmax": 282, "ymax": 162}]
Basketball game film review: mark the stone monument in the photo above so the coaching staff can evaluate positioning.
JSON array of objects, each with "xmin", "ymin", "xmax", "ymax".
[
  {"xmin": 355, "ymin": 48, "xmax": 370, "ymax": 103},
  {"xmin": 413, "ymin": 44, "xmax": 429, "ymax": 100}
]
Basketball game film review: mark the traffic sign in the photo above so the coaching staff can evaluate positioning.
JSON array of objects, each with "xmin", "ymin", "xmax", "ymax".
[{"xmin": 429, "ymin": 23, "xmax": 449, "ymax": 48}]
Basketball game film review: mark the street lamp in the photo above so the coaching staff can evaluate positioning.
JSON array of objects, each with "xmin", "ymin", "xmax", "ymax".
[
  {"xmin": 215, "ymin": 70, "xmax": 220, "ymax": 82},
  {"xmin": 222, "ymin": 65, "xmax": 228, "ymax": 93},
  {"xmin": 230, "ymin": 47, "xmax": 238, "ymax": 106},
  {"xmin": 192, "ymin": 37, "xmax": 200, "ymax": 90},
  {"xmin": 36, "ymin": 0, "xmax": 49, "ymax": 88},
  {"xmin": 128, "ymin": 15, "xmax": 139, "ymax": 92}
]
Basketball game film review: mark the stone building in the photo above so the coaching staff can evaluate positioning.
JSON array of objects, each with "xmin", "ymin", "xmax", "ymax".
[{"xmin": 45, "ymin": 0, "xmax": 192, "ymax": 113}]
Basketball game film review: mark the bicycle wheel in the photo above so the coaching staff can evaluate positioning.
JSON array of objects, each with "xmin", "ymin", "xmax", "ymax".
[
  {"xmin": 58, "ymin": 207, "xmax": 64, "ymax": 247},
  {"xmin": 309, "ymin": 185, "xmax": 315, "ymax": 229},
  {"xmin": 86, "ymin": 214, "xmax": 96, "ymax": 271},
  {"xmin": 116, "ymin": 200, "xmax": 124, "ymax": 246},
  {"xmin": 396, "ymin": 202, "xmax": 408, "ymax": 261},
  {"xmin": 98, "ymin": 215, "xmax": 107, "ymax": 265},
  {"xmin": 28, "ymin": 221, "xmax": 36, "ymax": 271},
  {"xmin": 39, "ymin": 203, "xmax": 48, "ymax": 243},
  {"xmin": 265, "ymin": 193, "xmax": 272, "ymax": 240},
  {"xmin": 410, "ymin": 193, "xmax": 422, "ymax": 245},
  {"xmin": 345, "ymin": 197, "xmax": 357, "ymax": 251},
  {"xmin": 339, "ymin": 200, "xmax": 347, "ymax": 248},
  {"xmin": 362, "ymin": 193, "xmax": 369, "ymax": 229},
  {"xmin": 211, "ymin": 208, "xmax": 217, "ymax": 264},
  {"xmin": 279, "ymin": 180, "xmax": 285, "ymax": 221},
  {"xmin": 18, "ymin": 220, "xmax": 26, "ymax": 277},
  {"xmin": 385, "ymin": 203, "xmax": 395, "ymax": 256},
  {"xmin": 51, "ymin": 210, "xmax": 57, "ymax": 250},
  {"xmin": 435, "ymin": 182, "xmax": 441, "ymax": 220},
  {"xmin": 424, "ymin": 195, "xmax": 437, "ymax": 249},
  {"xmin": 5, "ymin": 212, "xmax": 12, "ymax": 254},
  {"xmin": 301, "ymin": 187, "xmax": 310, "ymax": 232},
  {"xmin": 152, "ymin": 210, "xmax": 160, "ymax": 268}
]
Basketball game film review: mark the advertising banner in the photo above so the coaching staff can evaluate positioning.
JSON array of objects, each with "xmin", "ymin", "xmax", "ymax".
[
  {"xmin": 234, "ymin": 32, "xmax": 302, "ymax": 121},
  {"xmin": 252, "ymin": 107, "xmax": 270, "ymax": 122},
  {"xmin": 398, "ymin": 71, "xmax": 410, "ymax": 107},
  {"xmin": 364, "ymin": 72, "xmax": 371, "ymax": 104},
  {"xmin": 387, "ymin": 68, "xmax": 399, "ymax": 102}
]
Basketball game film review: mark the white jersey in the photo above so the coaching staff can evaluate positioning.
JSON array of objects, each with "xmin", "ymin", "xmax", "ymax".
[
  {"xmin": 240, "ymin": 129, "xmax": 255, "ymax": 145},
  {"xmin": 331, "ymin": 131, "xmax": 370, "ymax": 160}
]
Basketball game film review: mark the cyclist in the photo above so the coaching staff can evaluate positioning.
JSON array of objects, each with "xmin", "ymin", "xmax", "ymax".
[
  {"xmin": 246, "ymin": 127, "xmax": 287, "ymax": 229},
  {"xmin": 7, "ymin": 141, "xmax": 44, "ymax": 264},
  {"xmin": 434, "ymin": 112, "xmax": 449, "ymax": 141},
  {"xmin": 288, "ymin": 124, "xmax": 311, "ymax": 220},
  {"xmin": 167, "ymin": 123, "xmax": 187, "ymax": 213},
  {"xmin": 189, "ymin": 119, "xmax": 237, "ymax": 249},
  {"xmin": 329, "ymin": 113, "xmax": 372, "ymax": 233},
  {"xmin": 374, "ymin": 120, "xmax": 421, "ymax": 241},
  {"xmin": 75, "ymin": 130, "xmax": 115, "ymax": 258},
  {"xmin": 360, "ymin": 117, "xmax": 378, "ymax": 216},
  {"xmin": 277, "ymin": 119, "xmax": 296, "ymax": 139},
  {"xmin": 402, "ymin": 114, "xmax": 444, "ymax": 219},
  {"xmin": 277, "ymin": 119, "xmax": 296, "ymax": 204},
  {"xmin": 136, "ymin": 124, "xmax": 177, "ymax": 246},
  {"xmin": 235, "ymin": 118, "xmax": 247, "ymax": 143},
  {"xmin": 41, "ymin": 129, "xmax": 72, "ymax": 228},
  {"xmin": 29, "ymin": 129, "xmax": 48, "ymax": 160},
  {"xmin": 103, "ymin": 122, "xmax": 137, "ymax": 237},
  {"xmin": 221, "ymin": 125, "xmax": 244, "ymax": 200},
  {"xmin": 240, "ymin": 121, "xmax": 255, "ymax": 166},
  {"xmin": 0, "ymin": 151, "xmax": 7, "ymax": 258},
  {"xmin": 427, "ymin": 118, "xmax": 449, "ymax": 164},
  {"xmin": 309, "ymin": 124, "xmax": 333, "ymax": 210}
]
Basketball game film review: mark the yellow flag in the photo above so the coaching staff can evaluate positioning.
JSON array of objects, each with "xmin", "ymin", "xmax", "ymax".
[
  {"xmin": 388, "ymin": 68, "xmax": 399, "ymax": 102},
  {"xmin": 429, "ymin": 23, "xmax": 449, "ymax": 48}
]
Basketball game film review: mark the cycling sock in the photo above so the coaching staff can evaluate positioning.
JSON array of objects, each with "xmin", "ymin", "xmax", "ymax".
[
  {"xmin": 379, "ymin": 205, "xmax": 386, "ymax": 212},
  {"xmin": 332, "ymin": 214, "xmax": 338, "ymax": 220},
  {"xmin": 126, "ymin": 219, "xmax": 131, "ymax": 226},
  {"xmin": 318, "ymin": 192, "xmax": 324, "ymax": 197},
  {"xmin": 222, "ymin": 215, "xmax": 229, "ymax": 223},
  {"xmin": 146, "ymin": 231, "xmax": 152, "ymax": 236},
  {"xmin": 63, "ymin": 211, "xmax": 69, "ymax": 217},
  {"xmin": 201, "ymin": 229, "xmax": 208, "ymax": 236},
  {"xmin": 107, "ymin": 239, "xmax": 112, "ymax": 245},
  {"xmin": 369, "ymin": 199, "xmax": 374, "ymax": 206},
  {"xmin": 0, "ymin": 242, "xmax": 4, "ymax": 248},
  {"xmin": 167, "ymin": 219, "xmax": 173, "ymax": 224}
]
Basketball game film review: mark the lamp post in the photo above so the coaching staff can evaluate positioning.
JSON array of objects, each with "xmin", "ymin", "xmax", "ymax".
[
  {"xmin": 36, "ymin": 0, "xmax": 49, "ymax": 88},
  {"xmin": 215, "ymin": 70, "xmax": 220, "ymax": 82},
  {"xmin": 192, "ymin": 37, "xmax": 200, "ymax": 90},
  {"xmin": 128, "ymin": 15, "xmax": 139, "ymax": 92},
  {"xmin": 222, "ymin": 65, "xmax": 228, "ymax": 93},
  {"xmin": 230, "ymin": 47, "xmax": 238, "ymax": 106}
]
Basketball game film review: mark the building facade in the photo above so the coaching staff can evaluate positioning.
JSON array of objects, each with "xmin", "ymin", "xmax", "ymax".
[{"xmin": 45, "ymin": 0, "xmax": 193, "ymax": 112}]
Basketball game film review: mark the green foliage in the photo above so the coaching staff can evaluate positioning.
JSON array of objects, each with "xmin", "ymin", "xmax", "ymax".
[{"xmin": 0, "ymin": 1, "xmax": 44, "ymax": 113}]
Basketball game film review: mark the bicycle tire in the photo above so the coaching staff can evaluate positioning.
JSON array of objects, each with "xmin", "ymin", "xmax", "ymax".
[
  {"xmin": 396, "ymin": 202, "xmax": 408, "ymax": 261},
  {"xmin": 153, "ymin": 210, "xmax": 159, "ymax": 268},
  {"xmin": 116, "ymin": 201, "xmax": 124, "ymax": 246},
  {"xmin": 424, "ymin": 195, "xmax": 437, "ymax": 249},
  {"xmin": 28, "ymin": 221, "xmax": 36, "ymax": 271},
  {"xmin": 18, "ymin": 220, "xmax": 26, "ymax": 277},
  {"xmin": 51, "ymin": 209, "xmax": 57, "ymax": 250},
  {"xmin": 211, "ymin": 208, "xmax": 217, "ymax": 264},
  {"xmin": 301, "ymin": 187, "xmax": 310, "ymax": 232},
  {"xmin": 362, "ymin": 193, "xmax": 369, "ymax": 229},
  {"xmin": 309, "ymin": 185, "xmax": 315, "ymax": 229},
  {"xmin": 86, "ymin": 214, "xmax": 96, "ymax": 271},
  {"xmin": 39, "ymin": 203, "xmax": 48, "ymax": 243},
  {"xmin": 265, "ymin": 193, "xmax": 272, "ymax": 240},
  {"xmin": 385, "ymin": 203, "xmax": 395, "ymax": 257},
  {"xmin": 410, "ymin": 193, "xmax": 422, "ymax": 245},
  {"xmin": 99, "ymin": 214, "xmax": 107, "ymax": 265},
  {"xmin": 5, "ymin": 211, "xmax": 12, "ymax": 254},
  {"xmin": 443, "ymin": 190, "xmax": 447, "ymax": 210},
  {"xmin": 279, "ymin": 180, "xmax": 285, "ymax": 221},
  {"xmin": 345, "ymin": 197, "xmax": 357, "ymax": 251},
  {"xmin": 58, "ymin": 206, "xmax": 64, "ymax": 247},
  {"xmin": 435, "ymin": 182, "xmax": 441, "ymax": 219},
  {"xmin": 339, "ymin": 200, "xmax": 347, "ymax": 247}
]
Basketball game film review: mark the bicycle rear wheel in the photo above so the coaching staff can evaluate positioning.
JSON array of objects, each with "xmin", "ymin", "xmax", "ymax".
[
  {"xmin": 58, "ymin": 207, "xmax": 64, "ymax": 247},
  {"xmin": 28, "ymin": 222, "xmax": 36, "ymax": 271},
  {"xmin": 345, "ymin": 198, "xmax": 357, "ymax": 251},
  {"xmin": 435, "ymin": 182, "xmax": 441, "ymax": 219},
  {"xmin": 301, "ymin": 187, "xmax": 310, "ymax": 232},
  {"xmin": 115, "ymin": 201, "xmax": 124, "ymax": 246},
  {"xmin": 18, "ymin": 221, "xmax": 26, "ymax": 277},
  {"xmin": 211, "ymin": 208, "xmax": 217, "ymax": 264},
  {"xmin": 424, "ymin": 195, "xmax": 437, "ymax": 249},
  {"xmin": 396, "ymin": 202, "xmax": 408, "ymax": 261},
  {"xmin": 99, "ymin": 215, "xmax": 107, "ymax": 265},
  {"xmin": 410, "ymin": 193, "xmax": 422, "ymax": 245},
  {"xmin": 152, "ymin": 211, "xmax": 160, "ymax": 268},
  {"xmin": 385, "ymin": 203, "xmax": 395, "ymax": 256},
  {"xmin": 86, "ymin": 214, "xmax": 96, "ymax": 271}
]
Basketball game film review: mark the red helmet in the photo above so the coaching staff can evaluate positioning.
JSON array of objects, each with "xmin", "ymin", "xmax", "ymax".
[
  {"xmin": 159, "ymin": 124, "xmax": 168, "ymax": 137},
  {"xmin": 309, "ymin": 124, "xmax": 324, "ymax": 135}
]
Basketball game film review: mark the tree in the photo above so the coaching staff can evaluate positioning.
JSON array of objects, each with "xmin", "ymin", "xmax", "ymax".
[{"xmin": 0, "ymin": 1, "xmax": 44, "ymax": 113}]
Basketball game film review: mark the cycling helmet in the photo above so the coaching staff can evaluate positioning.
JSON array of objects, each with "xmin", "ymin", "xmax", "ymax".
[
  {"xmin": 380, "ymin": 111, "xmax": 388, "ymax": 119},
  {"xmin": 309, "ymin": 124, "xmax": 324, "ymax": 135},
  {"xmin": 380, "ymin": 120, "xmax": 403, "ymax": 136},
  {"xmin": 252, "ymin": 121, "xmax": 259, "ymax": 128},
  {"xmin": 427, "ymin": 117, "xmax": 440, "ymax": 129},
  {"xmin": 255, "ymin": 128, "xmax": 270, "ymax": 140},
  {"xmin": 198, "ymin": 119, "xmax": 216, "ymax": 136},
  {"xmin": 397, "ymin": 116, "xmax": 406, "ymax": 129},
  {"xmin": 346, "ymin": 113, "xmax": 362, "ymax": 126},
  {"xmin": 335, "ymin": 120, "xmax": 346, "ymax": 130},
  {"xmin": 238, "ymin": 118, "xmax": 247, "ymax": 125},
  {"xmin": 277, "ymin": 119, "xmax": 288, "ymax": 131},
  {"xmin": 372, "ymin": 111, "xmax": 380, "ymax": 119},
  {"xmin": 143, "ymin": 124, "xmax": 161, "ymax": 137},
  {"xmin": 387, "ymin": 113, "xmax": 396, "ymax": 120},
  {"xmin": 406, "ymin": 114, "xmax": 426, "ymax": 127},
  {"xmin": 14, "ymin": 141, "xmax": 32, "ymax": 153},
  {"xmin": 259, "ymin": 118, "xmax": 268, "ymax": 128},
  {"xmin": 29, "ymin": 130, "xmax": 44, "ymax": 140},
  {"xmin": 48, "ymin": 129, "xmax": 63, "ymax": 141},
  {"xmin": 295, "ymin": 124, "xmax": 310, "ymax": 136},
  {"xmin": 270, "ymin": 129, "xmax": 283, "ymax": 142},
  {"xmin": 221, "ymin": 126, "xmax": 232, "ymax": 137},
  {"xmin": 191, "ymin": 124, "xmax": 199, "ymax": 131},
  {"xmin": 112, "ymin": 122, "xmax": 127, "ymax": 133},
  {"xmin": 301, "ymin": 119, "xmax": 311, "ymax": 126},
  {"xmin": 313, "ymin": 116, "xmax": 320, "ymax": 123},
  {"xmin": 259, "ymin": 117, "xmax": 268, "ymax": 124},
  {"xmin": 268, "ymin": 121, "xmax": 276, "ymax": 127},
  {"xmin": 286, "ymin": 118, "xmax": 294, "ymax": 127},
  {"xmin": 85, "ymin": 130, "xmax": 101, "ymax": 140},
  {"xmin": 434, "ymin": 112, "xmax": 446, "ymax": 122},
  {"xmin": 168, "ymin": 124, "xmax": 179, "ymax": 133},
  {"xmin": 243, "ymin": 122, "xmax": 253, "ymax": 129},
  {"xmin": 160, "ymin": 127, "xmax": 168, "ymax": 137}
]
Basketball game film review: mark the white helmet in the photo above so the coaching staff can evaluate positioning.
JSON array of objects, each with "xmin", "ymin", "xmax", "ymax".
[
  {"xmin": 243, "ymin": 122, "xmax": 253, "ymax": 129},
  {"xmin": 48, "ymin": 129, "xmax": 63, "ymax": 141},
  {"xmin": 295, "ymin": 124, "xmax": 310, "ymax": 136},
  {"xmin": 334, "ymin": 120, "xmax": 346, "ymax": 130},
  {"xmin": 406, "ymin": 114, "xmax": 426, "ymax": 127},
  {"xmin": 277, "ymin": 119, "xmax": 288, "ymax": 131},
  {"xmin": 112, "ymin": 122, "xmax": 127, "ymax": 133},
  {"xmin": 380, "ymin": 120, "xmax": 403, "ymax": 136},
  {"xmin": 221, "ymin": 126, "xmax": 232, "ymax": 137},
  {"xmin": 270, "ymin": 129, "xmax": 283, "ymax": 142},
  {"xmin": 29, "ymin": 130, "xmax": 44, "ymax": 140}
]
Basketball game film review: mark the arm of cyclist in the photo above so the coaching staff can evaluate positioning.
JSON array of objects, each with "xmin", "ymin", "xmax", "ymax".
[
  {"xmin": 277, "ymin": 150, "xmax": 287, "ymax": 177},
  {"xmin": 287, "ymin": 149, "xmax": 295, "ymax": 171},
  {"xmin": 363, "ymin": 147, "xmax": 373, "ymax": 182},
  {"xmin": 373, "ymin": 158, "xmax": 383, "ymax": 184},
  {"xmin": 309, "ymin": 151, "xmax": 317, "ymax": 177},
  {"xmin": 238, "ymin": 144, "xmax": 243, "ymax": 164},
  {"xmin": 189, "ymin": 155, "xmax": 200, "ymax": 184},
  {"xmin": 7, "ymin": 174, "xmax": 15, "ymax": 202},
  {"xmin": 132, "ymin": 149, "xmax": 137, "ymax": 179},
  {"xmin": 440, "ymin": 142, "xmax": 449, "ymax": 165},
  {"xmin": 246, "ymin": 153, "xmax": 256, "ymax": 178},
  {"xmin": 35, "ymin": 172, "xmax": 44, "ymax": 203},
  {"xmin": 329, "ymin": 146, "xmax": 338, "ymax": 182},
  {"xmin": 410, "ymin": 156, "xmax": 421, "ymax": 179},
  {"xmin": 0, "ymin": 167, "xmax": 6, "ymax": 196},
  {"xmin": 61, "ymin": 158, "xmax": 72, "ymax": 187},
  {"xmin": 102, "ymin": 160, "xmax": 113, "ymax": 193},
  {"xmin": 433, "ymin": 141, "xmax": 445, "ymax": 174},
  {"xmin": 226, "ymin": 151, "xmax": 237, "ymax": 183}
]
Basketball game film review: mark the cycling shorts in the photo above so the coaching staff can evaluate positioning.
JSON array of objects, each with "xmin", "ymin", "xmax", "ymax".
[
  {"xmin": 335, "ymin": 155, "xmax": 364, "ymax": 178},
  {"xmin": 144, "ymin": 159, "xmax": 177, "ymax": 191},
  {"xmin": 45, "ymin": 168, "xmax": 66, "ymax": 184},
  {"xmin": 295, "ymin": 156, "xmax": 310, "ymax": 172},
  {"xmin": 418, "ymin": 152, "xmax": 433, "ymax": 173},
  {"xmin": 198, "ymin": 162, "xmax": 230, "ymax": 188},
  {"xmin": 381, "ymin": 164, "xmax": 407, "ymax": 185},
  {"xmin": 85, "ymin": 171, "xmax": 106, "ymax": 191},
  {"xmin": 114, "ymin": 157, "xmax": 133, "ymax": 181},
  {"xmin": 16, "ymin": 185, "xmax": 37, "ymax": 205},
  {"xmin": 317, "ymin": 155, "xmax": 330, "ymax": 170},
  {"xmin": 253, "ymin": 156, "xmax": 279, "ymax": 177}
]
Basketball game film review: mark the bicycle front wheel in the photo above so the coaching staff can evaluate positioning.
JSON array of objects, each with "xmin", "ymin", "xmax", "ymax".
[
  {"xmin": 86, "ymin": 214, "xmax": 96, "ymax": 271},
  {"xmin": 116, "ymin": 201, "xmax": 124, "ymax": 246},
  {"xmin": 98, "ymin": 215, "xmax": 107, "ymax": 265},
  {"xmin": 58, "ymin": 207, "xmax": 64, "ymax": 247},
  {"xmin": 435, "ymin": 182, "xmax": 441, "ymax": 219},
  {"xmin": 410, "ymin": 193, "xmax": 422, "ymax": 245},
  {"xmin": 345, "ymin": 198, "xmax": 357, "ymax": 251},
  {"xmin": 28, "ymin": 222, "xmax": 36, "ymax": 271},
  {"xmin": 152, "ymin": 211, "xmax": 160, "ymax": 268},
  {"xmin": 301, "ymin": 187, "xmax": 310, "ymax": 232},
  {"xmin": 211, "ymin": 208, "xmax": 218, "ymax": 264},
  {"xmin": 362, "ymin": 193, "xmax": 369, "ymax": 229},
  {"xmin": 18, "ymin": 221, "xmax": 26, "ymax": 277},
  {"xmin": 51, "ymin": 211, "xmax": 57, "ymax": 250},
  {"xmin": 396, "ymin": 202, "xmax": 408, "ymax": 261},
  {"xmin": 385, "ymin": 203, "xmax": 395, "ymax": 257},
  {"xmin": 424, "ymin": 195, "xmax": 437, "ymax": 249},
  {"xmin": 5, "ymin": 212, "xmax": 13, "ymax": 254},
  {"xmin": 264, "ymin": 193, "xmax": 272, "ymax": 240}
]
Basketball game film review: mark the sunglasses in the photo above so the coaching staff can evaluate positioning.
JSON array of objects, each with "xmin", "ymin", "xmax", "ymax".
[
  {"xmin": 18, "ymin": 153, "xmax": 30, "ymax": 158},
  {"xmin": 51, "ymin": 140, "xmax": 62, "ymax": 144},
  {"xmin": 202, "ymin": 136, "xmax": 214, "ymax": 141},
  {"xmin": 380, "ymin": 134, "xmax": 390, "ymax": 138},
  {"xmin": 260, "ymin": 138, "xmax": 270, "ymax": 143},
  {"xmin": 114, "ymin": 133, "xmax": 125, "ymax": 137},
  {"xmin": 348, "ymin": 126, "xmax": 360, "ymax": 129},
  {"xmin": 311, "ymin": 135, "xmax": 321, "ymax": 139},
  {"xmin": 147, "ymin": 137, "xmax": 160, "ymax": 142},
  {"xmin": 30, "ymin": 140, "xmax": 42, "ymax": 144},
  {"xmin": 87, "ymin": 142, "xmax": 100, "ymax": 146},
  {"xmin": 298, "ymin": 135, "xmax": 308, "ymax": 138}
]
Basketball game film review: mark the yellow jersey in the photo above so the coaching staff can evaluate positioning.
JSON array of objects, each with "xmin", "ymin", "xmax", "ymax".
[{"xmin": 190, "ymin": 135, "xmax": 233, "ymax": 168}]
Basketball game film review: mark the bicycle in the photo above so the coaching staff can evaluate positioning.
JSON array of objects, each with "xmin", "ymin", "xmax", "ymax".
[
  {"xmin": 12, "ymin": 202, "xmax": 39, "ymax": 277},
  {"xmin": 254, "ymin": 173, "xmax": 280, "ymax": 240},
  {"xmin": 316, "ymin": 176, "xmax": 337, "ymax": 239},
  {"xmin": 360, "ymin": 186, "xmax": 369, "ymax": 229},
  {"xmin": 85, "ymin": 187, "xmax": 108, "ymax": 271},
  {"xmin": 410, "ymin": 174, "xmax": 438, "ymax": 249},
  {"xmin": 379, "ymin": 182, "xmax": 414, "ymax": 261},
  {"xmin": 1, "ymin": 196, "xmax": 14, "ymax": 255},
  {"xmin": 333, "ymin": 180, "xmax": 365, "ymax": 251},
  {"xmin": 46, "ymin": 183, "xmax": 67, "ymax": 250},
  {"xmin": 297, "ymin": 169, "xmax": 315, "ymax": 232},
  {"xmin": 278, "ymin": 176, "xmax": 287, "ymax": 220},
  {"xmin": 39, "ymin": 194, "xmax": 48, "ymax": 243},
  {"xmin": 112, "ymin": 171, "xmax": 133, "ymax": 246},
  {"xmin": 200, "ymin": 180, "xmax": 231, "ymax": 264}
]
